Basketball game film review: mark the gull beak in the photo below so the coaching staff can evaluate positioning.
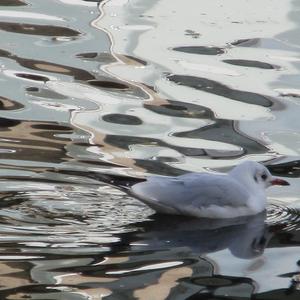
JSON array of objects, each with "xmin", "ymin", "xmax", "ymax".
[{"xmin": 271, "ymin": 178, "xmax": 290, "ymax": 186}]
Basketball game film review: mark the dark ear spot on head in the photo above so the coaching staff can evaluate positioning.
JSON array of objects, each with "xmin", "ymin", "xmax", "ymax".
[
  {"xmin": 254, "ymin": 176, "xmax": 258, "ymax": 182},
  {"xmin": 261, "ymin": 174, "xmax": 267, "ymax": 180}
]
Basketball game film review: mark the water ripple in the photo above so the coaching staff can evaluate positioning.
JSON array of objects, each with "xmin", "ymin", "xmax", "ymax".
[
  {"xmin": 267, "ymin": 203, "xmax": 300, "ymax": 231},
  {"xmin": 0, "ymin": 0, "xmax": 298, "ymax": 299}
]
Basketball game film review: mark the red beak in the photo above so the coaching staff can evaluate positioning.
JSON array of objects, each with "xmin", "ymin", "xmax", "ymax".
[{"xmin": 271, "ymin": 178, "xmax": 290, "ymax": 186}]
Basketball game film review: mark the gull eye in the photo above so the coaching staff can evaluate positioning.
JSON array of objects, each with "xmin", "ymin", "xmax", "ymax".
[{"xmin": 261, "ymin": 174, "xmax": 267, "ymax": 180}]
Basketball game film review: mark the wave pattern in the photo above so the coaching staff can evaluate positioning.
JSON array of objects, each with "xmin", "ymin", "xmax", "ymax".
[{"xmin": 0, "ymin": 0, "xmax": 299, "ymax": 299}]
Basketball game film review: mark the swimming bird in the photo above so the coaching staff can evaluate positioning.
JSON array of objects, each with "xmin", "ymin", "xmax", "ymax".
[{"xmin": 130, "ymin": 161, "xmax": 289, "ymax": 218}]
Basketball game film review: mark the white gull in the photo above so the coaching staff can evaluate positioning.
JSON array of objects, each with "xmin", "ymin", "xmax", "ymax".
[{"xmin": 130, "ymin": 161, "xmax": 289, "ymax": 218}]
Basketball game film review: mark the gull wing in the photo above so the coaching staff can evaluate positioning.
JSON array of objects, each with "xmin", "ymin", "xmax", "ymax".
[{"xmin": 130, "ymin": 173, "xmax": 250, "ymax": 213}]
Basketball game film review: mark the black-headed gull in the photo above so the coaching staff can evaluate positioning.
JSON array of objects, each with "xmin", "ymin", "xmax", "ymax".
[{"xmin": 130, "ymin": 161, "xmax": 289, "ymax": 218}]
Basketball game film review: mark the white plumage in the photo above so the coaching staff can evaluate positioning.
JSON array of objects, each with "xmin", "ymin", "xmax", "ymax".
[{"xmin": 131, "ymin": 161, "xmax": 289, "ymax": 218}]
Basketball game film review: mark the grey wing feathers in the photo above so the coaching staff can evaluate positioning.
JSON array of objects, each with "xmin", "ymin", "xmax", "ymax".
[
  {"xmin": 131, "ymin": 173, "xmax": 250, "ymax": 210},
  {"xmin": 130, "ymin": 176, "xmax": 187, "ymax": 213},
  {"xmin": 180, "ymin": 173, "xmax": 250, "ymax": 207}
]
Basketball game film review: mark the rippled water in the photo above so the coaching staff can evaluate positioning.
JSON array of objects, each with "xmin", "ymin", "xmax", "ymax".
[{"xmin": 0, "ymin": 0, "xmax": 300, "ymax": 299}]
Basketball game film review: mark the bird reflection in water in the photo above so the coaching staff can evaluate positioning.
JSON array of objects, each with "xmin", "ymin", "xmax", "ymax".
[
  {"xmin": 127, "ymin": 211, "xmax": 269, "ymax": 259},
  {"xmin": 0, "ymin": 188, "xmax": 279, "ymax": 299}
]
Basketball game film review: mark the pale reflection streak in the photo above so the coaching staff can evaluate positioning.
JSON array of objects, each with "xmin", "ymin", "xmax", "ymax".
[
  {"xmin": 133, "ymin": 267, "xmax": 193, "ymax": 300},
  {"xmin": 0, "ymin": 262, "xmax": 30, "ymax": 290}
]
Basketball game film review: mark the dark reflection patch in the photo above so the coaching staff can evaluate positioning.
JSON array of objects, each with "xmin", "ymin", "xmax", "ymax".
[
  {"xmin": 268, "ymin": 160, "xmax": 300, "ymax": 178},
  {"xmin": 0, "ymin": 22, "xmax": 80, "ymax": 36},
  {"xmin": 31, "ymin": 124, "xmax": 72, "ymax": 131},
  {"xmin": 77, "ymin": 159, "xmax": 115, "ymax": 167},
  {"xmin": 88, "ymin": 80, "xmax": 129, "ymax": 90},
  {"xmin": 0, "ymin": 117, "xmax": 21, "ymax": 128},
  {"xmin": 26, "ymin": 87, "xmax": 69, "ymax": 100},
  {"xmin": 168, "ymin": 74, "xmax": 273, "ymax": 107},
  {"xmin": 174, "ymin": 119, "xmax": 268, "ymax": 155},
  {"xmin": 26, "ymin": 87, "xmax": 39, "ymax": 92},
  {"xmin": 173, "ymin": 46, "xmax": 225, "ymax": 55},
  {"xmin": 18, "ymin": 57, "xmax": 95, "ymax": 81},
  {"xmin": 188, "ymin": 275, "xmax": 254, "ymax": 299},
  {"xmin": 134, "ymin": 158, "xmax": 186, "ymax": 176},
  {"xmin": 76, "ymin": 52, "xmax": 117, "ymax": 63},
  {"xmin": 104, "ymin": 135, "xmax": 169, "ymax": 150},
  {"xmin": 191, "ymin": 275, "xmax": 235, "ymax": 287},
  {"xmin": 0, "ymin": 0, "xmax": 26, "ymax": 5},
  {"xmin": 1, "ymin": 49, "xmax": 94, "ymax": 80},
  {"xmin": 185, "ymin": 29, "xmax": 201, "ymax": 38},
  {"xmin": 145, "ymin": 100, "xmax": 213, "ymax": 119},
  {"xmin": 205, "ymin": 148, "xmax": 244, "ymax": 158},
  {"xmin": 124, "ymin": 55, "xmax": 147, "ymax": 66},
  {"xmin": 15, "ymin": 73, "xmax": 49, "ymax": 82},
  {"xmin": 77, "ymin": 52, "xmax": 98, "ymax": 59},
  {"xmin": 231, "ymin": 38, "xmax": 261, "ymax": 47},
  {"xmin": 33, "ymin": 130, "xmax": 72, "ymax": 141},
  {"xmin": 0, "ymin": 145, "xmax": 66, "ymax": 163},
  {"xmin": 103, "ymin": 114, "xmax": 142, "ymax": 125},
  {"xmin": 254, "ymin": 289, "xmax": 300, "ymax": 300},
  {"xmin": 0, "ymin": 96, "xmax": 24, "ymax": 110},
  {"xmin": 223, "ymin": 59, "xmax": 277, "ymax": 70},
  {"xmin": 104, "ymin": 134, "xmax": 244, "ymax": 161},
  {"xmin": 0, "ymin": 49, "xmax": 13, "ymax": 57},
  {"xmin": 231, "ymin": 38, "xmax": 300, "ymax": 53},
  {"xmin": 0, "ymin": 192, "xmax": 27, "ymax": 208}
]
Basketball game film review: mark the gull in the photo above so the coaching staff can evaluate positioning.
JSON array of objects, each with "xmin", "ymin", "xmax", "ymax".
[{"xmin": 130, "ymin": 161, "xmax": 289, "ymax": 218}]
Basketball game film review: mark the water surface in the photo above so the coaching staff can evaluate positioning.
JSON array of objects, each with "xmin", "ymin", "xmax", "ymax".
[{"xmin": 0, "ymin": 0, "xmax": 299, "ymax": 299}]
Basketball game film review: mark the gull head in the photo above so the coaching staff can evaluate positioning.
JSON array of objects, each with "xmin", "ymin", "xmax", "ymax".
[{"xmin": 229, "ymin": 161, "xmax": 289, "ymax": 191}]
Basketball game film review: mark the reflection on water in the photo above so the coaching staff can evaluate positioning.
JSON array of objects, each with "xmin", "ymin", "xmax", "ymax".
[
  {"xmin": 0, "ymin": 187, "xmax": 298, "ymax": 299},
  {"xmin": 129, "ymin": 212, "xmax": 269, "ymax": 259},
  {"xmin": 0, "ymin": 0, "xmax": 299, "ymax": 299}
]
